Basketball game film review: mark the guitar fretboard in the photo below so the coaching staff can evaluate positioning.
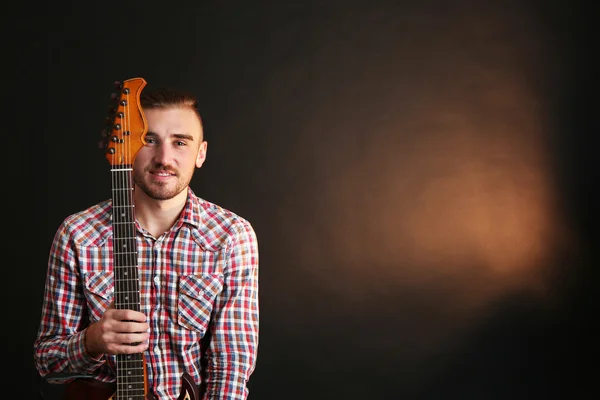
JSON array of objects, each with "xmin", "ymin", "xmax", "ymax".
[{"xmin": 111, "ymin": 165, "xmax": 146, "ymax": 399}]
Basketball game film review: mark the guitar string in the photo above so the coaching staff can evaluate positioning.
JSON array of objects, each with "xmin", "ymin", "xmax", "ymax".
[
  {"xmin": 122, "ymin": 87, "xmax": 127, "ymax": 398},
  {"xmin": 126, "ymin": 86, "xmax": 133, "ymax": 398},
  {"xmin": 117, "ymin": 87, "xmax": 125, "ymax": 398},
  {"xmin": 111, "ymin": 92, "xmax": 121, "ymax": 396},
  {"xmin": 125, "ymin": 86, "xmax": 143, "ymax": 398},
  {"xmin": 123, "ymin": 86, "xmax": 129, "ymax": 398}
]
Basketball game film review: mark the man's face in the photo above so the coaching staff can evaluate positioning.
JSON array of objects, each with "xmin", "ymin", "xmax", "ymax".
[{"xmin": 133, "ymin": 107, "xmax": 207, "ymax": 200}]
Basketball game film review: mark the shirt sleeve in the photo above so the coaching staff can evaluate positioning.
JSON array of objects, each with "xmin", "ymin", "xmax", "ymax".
[
  {"xmin": 33, "ymin": 220, "xmax": 107, "ymax": 381},
  {"xmin": 202, "ymin": 219, "xmax": 260, "ymax": 400}
]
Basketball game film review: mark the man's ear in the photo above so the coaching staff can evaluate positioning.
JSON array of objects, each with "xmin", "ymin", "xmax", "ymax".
[{"xmin": 196, "ymin": 141, "xmax": 207, "ymax": 168}]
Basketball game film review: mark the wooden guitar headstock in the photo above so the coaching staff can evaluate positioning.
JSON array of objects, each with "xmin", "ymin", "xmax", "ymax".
[{"xmin": 100, "ymin": 77, "xmax": 148, "ymax": 166}]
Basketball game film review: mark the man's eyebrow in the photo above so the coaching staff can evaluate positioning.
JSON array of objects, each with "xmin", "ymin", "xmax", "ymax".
[
  {"xmin": 172, "ymin": 133, "xmax": 195, "ymax": 141},
  {"xmin": 145, "ymin": 132, "xmax": 195, "ymax": 141}
]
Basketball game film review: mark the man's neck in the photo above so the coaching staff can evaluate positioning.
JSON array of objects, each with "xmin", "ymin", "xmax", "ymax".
[{"xmin": 134, "ymin": 187, "xmax": 189, "ymax": 238}]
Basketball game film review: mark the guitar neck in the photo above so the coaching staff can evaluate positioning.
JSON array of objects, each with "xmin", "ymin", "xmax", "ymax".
[
  {"xmin": 112, "ymin": 164, "xmax": 140, "ymax": 311},
  {"xmin": 111, "ymin": 164, "xmax": 146, "ymax": 399}
]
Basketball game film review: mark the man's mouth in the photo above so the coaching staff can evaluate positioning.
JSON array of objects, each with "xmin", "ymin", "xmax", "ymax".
[{"xmin": 150, "ymin": 170, "xmax": 176, "ymax": 178}]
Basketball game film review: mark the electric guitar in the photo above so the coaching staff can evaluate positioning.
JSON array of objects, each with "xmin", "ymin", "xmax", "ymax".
[{"xmin": 62, "ymin": 77, "xmax": 200, "ymax": 400}]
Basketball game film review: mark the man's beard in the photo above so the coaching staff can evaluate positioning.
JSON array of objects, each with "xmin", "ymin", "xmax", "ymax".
[{"xmin": 134, "ymin": 165, "xmax": 191, "ymax": 200}]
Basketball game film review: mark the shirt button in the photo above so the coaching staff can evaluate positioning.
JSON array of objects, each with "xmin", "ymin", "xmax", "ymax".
[{"xmin": 153, "ymin": 276, "xmax": 160, "ymax": 284}]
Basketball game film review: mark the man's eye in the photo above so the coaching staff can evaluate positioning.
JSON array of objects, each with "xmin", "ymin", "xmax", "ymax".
[
  {"xmin": 145, "ymin": 138, "xmax": 156, "ymax": 144},
  {"xmin": 176, "ymin": 141, "xmax": 187, "ymax": 146}
]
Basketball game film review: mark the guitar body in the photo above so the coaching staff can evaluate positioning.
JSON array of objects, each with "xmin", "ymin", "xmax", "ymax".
[
  {"xmin": 171, "ymin": 372, "xmax": 201, "ymax": 400},
  {"xmin": 64, "ymin": 372, "xmax": 200, "ymax": 400},
  {"xmin": 64, "ymin": 379, "xmax": 115, "ymax": 400}
]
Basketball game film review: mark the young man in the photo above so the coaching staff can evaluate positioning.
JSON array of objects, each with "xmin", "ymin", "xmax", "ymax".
[{"xmin": 34, "ymin": 85, "xmax": 259, "ymax": 399}]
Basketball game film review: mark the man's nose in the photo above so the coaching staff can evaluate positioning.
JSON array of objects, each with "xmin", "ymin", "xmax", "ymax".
[{"xmin": 152, "ymin": 144, "xmax": 174, "ymax": 164}]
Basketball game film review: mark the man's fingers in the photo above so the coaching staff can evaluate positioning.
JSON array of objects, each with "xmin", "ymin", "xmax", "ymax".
[
  {"xmin": 110, "ymin": 342, "xmax": 149, "ymax": 354},
  {"xmin": 119, "ymin": 332, "xmax": 150, "ymax": 346},
  {"xmin": 112, "ymin": 309, "xmax": 147, "ymax": 323},
  {"xmin": 110, "ymin": 319, "xmax": 148, "ymax": 333},
  {"xmin": 105, "ymin": 332, "xmax": 150, "ymax": 354}
]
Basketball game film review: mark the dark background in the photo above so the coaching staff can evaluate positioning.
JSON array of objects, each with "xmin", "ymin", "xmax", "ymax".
[{"xmin": 9, "ymin": 0, "xmax": 596, "ymax": 399}]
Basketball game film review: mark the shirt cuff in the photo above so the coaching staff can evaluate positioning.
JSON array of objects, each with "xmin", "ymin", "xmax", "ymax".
[{"xmin": 67, "ymin": 330, "xmax": 106, "ymax": 372}]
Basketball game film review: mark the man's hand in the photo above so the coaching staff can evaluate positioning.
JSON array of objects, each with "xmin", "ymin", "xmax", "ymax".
[{"xmin": 85, "ymin": 307, "xmax": 150, "ymax": 358}]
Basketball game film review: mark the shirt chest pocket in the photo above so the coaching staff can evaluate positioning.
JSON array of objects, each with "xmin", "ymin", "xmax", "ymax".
[
  {"xmin": 82, "ymin": 272, "xmax": 114, "ymax": 322},
  {"xmin": 177, "ymin": 274, "xmax": 224, "ymax": 335}
]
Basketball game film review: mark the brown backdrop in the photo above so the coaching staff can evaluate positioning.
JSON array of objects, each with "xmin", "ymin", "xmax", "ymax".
[{"xmin": 10, "ymin": 0, "xmax": 596, "ymax": 399}]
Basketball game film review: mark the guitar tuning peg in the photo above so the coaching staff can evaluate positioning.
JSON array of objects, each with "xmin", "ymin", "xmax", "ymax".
[
  {"xmin": 100, "ymin": 128, "xmax": 110, "ymax": 137},
  {"xmin": 110, "ymin": 92, "xmax": 118, "ymax": 100},
  {"xmin": 107, "ymin": 106, "xmax": 116, "ymax": 114},
  {"xmin": 114, "ymin": 81, "xmax": 123, "ymax": 89},
  {"xmin": 98, "ymin": 139, "xmax": 106, "ymax": 149}
]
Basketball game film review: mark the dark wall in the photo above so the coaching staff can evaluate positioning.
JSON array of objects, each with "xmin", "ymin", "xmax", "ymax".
[{"xmin": 11, "ymin": 0, "xmax": 596, "ymax": 399}]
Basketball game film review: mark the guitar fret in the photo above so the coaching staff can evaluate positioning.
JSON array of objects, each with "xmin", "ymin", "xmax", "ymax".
[
  {"xmin": 114, "ymin": 305, "xmax": 141, "ymax": 309},
  {"xmin": 116, "ymin": 372, "xmax": 145, "ymax": 377},
  {"xmin": 115, "ymin": 296, "xmax": 140, "ymax": 301}
]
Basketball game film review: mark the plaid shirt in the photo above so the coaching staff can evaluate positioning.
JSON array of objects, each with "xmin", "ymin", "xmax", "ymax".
[{"xmin": 34, "ymin": 188, "xmax": 259, "ymax": 399}]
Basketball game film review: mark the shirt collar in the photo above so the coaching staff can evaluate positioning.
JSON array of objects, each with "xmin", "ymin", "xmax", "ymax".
[{"xmin": 176, "ymin": 187, "xmax": 202, "ymax": 230}]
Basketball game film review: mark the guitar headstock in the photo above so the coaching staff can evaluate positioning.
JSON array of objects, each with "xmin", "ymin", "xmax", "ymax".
[{"xmin": 100, "ymin": 77, "xmax": 148, "ymax": 166}]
